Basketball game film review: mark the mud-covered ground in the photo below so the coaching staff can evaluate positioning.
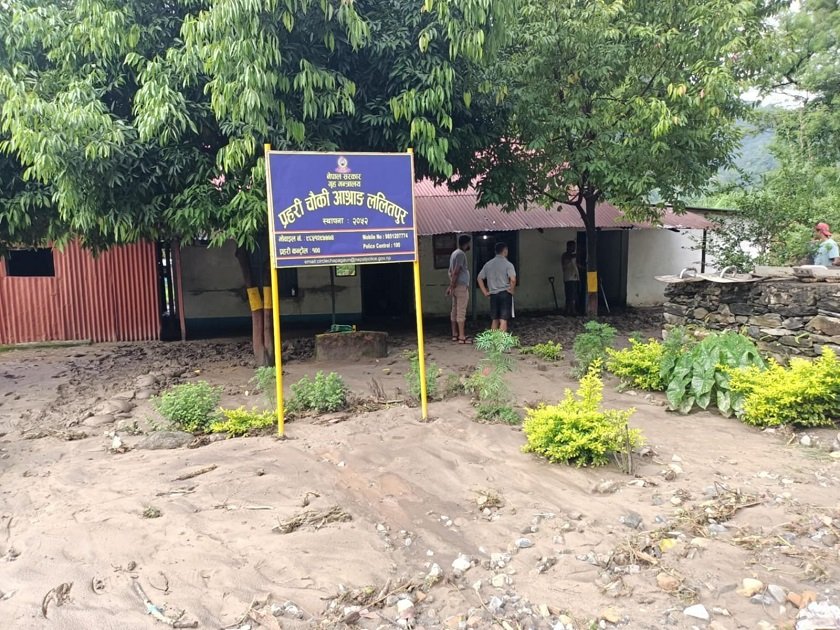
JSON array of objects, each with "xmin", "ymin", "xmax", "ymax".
[{"xmin": 1, "ymin": 312, "xmax": 839, "ymax": 630}]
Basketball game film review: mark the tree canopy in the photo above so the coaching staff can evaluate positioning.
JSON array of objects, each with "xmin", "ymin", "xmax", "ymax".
[{"xmin": 0, "ymin": 0, "xmax": 512, "ymax": 252}]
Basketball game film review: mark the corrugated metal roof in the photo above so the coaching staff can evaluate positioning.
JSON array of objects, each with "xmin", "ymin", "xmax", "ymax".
[{"xmin": 414, "ymin": 180, "xmax": 711, "ymax": 235}]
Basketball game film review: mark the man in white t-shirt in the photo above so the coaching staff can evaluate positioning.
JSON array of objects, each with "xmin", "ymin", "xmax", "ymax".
[
  {"xmin": 813, "ymin": 222, "xmax": 840, "ymax": 267},
  {"xmin": 477, "ymin": 242, "xmax": 517, "ymax": 332}
]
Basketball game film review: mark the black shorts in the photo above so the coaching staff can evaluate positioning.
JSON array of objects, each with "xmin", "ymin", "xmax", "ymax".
[{"xmin": 490, "ymin": 291, "xmax": 513, "ymax": 321}]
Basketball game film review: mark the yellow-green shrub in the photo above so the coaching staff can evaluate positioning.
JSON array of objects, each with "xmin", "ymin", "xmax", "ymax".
[
  {"xmin": 728, "ymin": 347, "xmax": 840, "ymax": 427},
  {"xmin": 210, "ymin": 407, "xmax": 276, "ymax": 436},
  {"xmin": 606, "ymin": 339, "xmax": 666, "ymax": 390},
  {"xmin": 522, "ymin": 340, "xmax": 564, "ymax": 361},
  {"xmin": 522, "ymin": 365, "xmax": 643, "ymax": 466}
]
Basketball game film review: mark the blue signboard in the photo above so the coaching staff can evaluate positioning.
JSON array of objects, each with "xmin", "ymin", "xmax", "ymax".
[{"xmin": 266, "ymin": 152, "xmax": 417, "ymax": 268}]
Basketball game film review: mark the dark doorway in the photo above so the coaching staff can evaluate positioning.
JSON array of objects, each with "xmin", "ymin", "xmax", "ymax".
[
  {"xmin": 576, "ymin": 230, "xmax": 628, "ymax": 312},
  {"xmin": 156, "ymin": 242, "xmax": 180, "ymax": 341},
  {"xmin": 473, "ymin": 231, "xmax": 519, "ymax": 279},
  {"xmin": 361, "ymin": 263, "xmax": 414, "ymax": 322}
]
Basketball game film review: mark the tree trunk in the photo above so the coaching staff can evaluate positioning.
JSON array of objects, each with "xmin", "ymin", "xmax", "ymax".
[
  {"xmin": 584, "ymin": 195, "xmax": 599, "ymax": 316},
  {"xmin": 235, "ymin": 246, "xmax": 267, "ymax": 366}
]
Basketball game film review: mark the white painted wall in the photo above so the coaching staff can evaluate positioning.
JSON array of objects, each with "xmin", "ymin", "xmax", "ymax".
[
  {"xmin": 180, "ymin": 241, "xmax": 362, "ymax": 320},
  {"xmin": 627, "ymin": 229, "xmax": 704, "ymax": 306}
]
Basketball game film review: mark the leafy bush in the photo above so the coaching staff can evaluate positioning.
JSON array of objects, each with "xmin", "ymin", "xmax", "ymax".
[
  {"xmin": 287, "ymin": 371, "xmax": 348, "ymax": 414},
  {"xmin": 404, "ymin": 350, "xmax": 442, "ymax": 401},
  {"xmin": 572, "ymin": 321, "xmax": 617, "ymax": 377},
  {"xmin": 251, "ymin": 366, "xmax": 276, "ymax": 405},
  {"xmin": 522, "ymin": 340, "xmax": 564, "ymax": 361},
  {"xmin": 523, "ymin": 364, "xmax": 643, "ymax": 466},
  {"xmin": 728, "ymin": 348, "xmax": 840, "ymax": 427},
  {"xmin": 153, "ymin": 381, "xmax": 221, "ymax": 432},
  {"xmin": 466, "ymin": 330, "xmax": 520, "ymax": 423},
  {"xmin": 606, "ymin": 338, "xmax": 666, "ymax": 391},
  {"xmin": 210, "ymin": 407, "xmax": 276, "ymax": 436},
  {"xmin": 665, "ymin": 331, "xmax": 764, "ymax": 415}
]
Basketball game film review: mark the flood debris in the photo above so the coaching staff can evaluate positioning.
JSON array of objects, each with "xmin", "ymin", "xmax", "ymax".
[
  {"xmin": 172, "ymin": 464, "xmax": 217, "ymax": 481},
  {"xmin": 272, "ymin": 506, "xmax": 351, "ymax": 534},
  {"xmin": 41, "ymin": 582, "xmax": 72, "ymax": 618},
  {"xmin": 132, "ymin": 580, "xmax": 197, "ymax": 628}
]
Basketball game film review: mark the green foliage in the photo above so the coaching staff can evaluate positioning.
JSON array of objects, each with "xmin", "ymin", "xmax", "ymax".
[
  {"xmin": 464, "ymin": 0, "xmax": 777, "ymax": 315},
  {"xmin": 0, "ymin": 0, "xmax": 513, "ymax": 252},
  {"xmin": 251, "ymin": 366, "xmax": 276, "ymax": 406},
  {"xmin": 466, "ymin": 330, "xmax": 520, "ymax": 423},
  {"xmin": 606, "ymin": 339, "xmax": 666, "ymax": 391},
  {"xmin": 728, "ymin": 348, "xmax": 840, "ymax": 428},
  {"xmin": 404, "ymin": 350, "xmax": 441, "ymax": 401},
  {"xmin": 665, "ymin": 331, "xmax": 765, "ymax": 416},
  {"xmin": 153, "ymin": 381, "xmax": 221, "ymax": 433},
  {"xmin": 287, "ymin": 371, "xmax": 348, "ymax": 414},
  {"xmin": 210, "ymin": 406, "xmax": 276, "ymax": 437},
  {"xmin": 522, "ymin": 340, "xmax": 563, "ymax": 361},
  {"xmin": 522, "ymin": 365, "xmax": 642, "ymax": 467},
  {"xmin": 572, "ymin": 321, "xmax": 617, "ymax": 377}
]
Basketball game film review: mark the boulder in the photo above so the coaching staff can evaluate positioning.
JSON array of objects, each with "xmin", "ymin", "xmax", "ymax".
[
  {"xmin": 807, "ymin": 314, "xmax": 840, "ymax": 337},
  {"xmin": 136, "ymin": 431, "xmax": 193, "ymax": 450}
]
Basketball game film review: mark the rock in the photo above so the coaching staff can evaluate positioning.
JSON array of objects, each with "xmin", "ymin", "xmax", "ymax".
[
  {"xmin": 135, "ymin": 388, "xmax": 156, "ymax": 400},
  {"xmin": 515, "ymin": 538, "xmax": 534, "ymax": 549},
  {"xmin": 821, "ymin": 533, "xmax": 837, "ymax": 547},
  {"xmin": 671, "ymin": 454, "xmax": 682, "ymax": 462},
  {"xmin": 487, "ymin": 596, "xmax": 504, "ymax": 615},
  {"xmin": 767, "ymin": 584, "xmax": 786, "ymax": 604},
  {"xmin": 136, "ymin": 431, "xmax": 194, "ymax": 450},
  {"xmin": 807, "ymin": 314, "xmax": 840, "ymax": 337},
  {"xmin": 737, "ymin": 577, "xmax": 764, "ymax": 597},
  {"xmin": 83, "ymin": 414, "xmax": 115, "ymax": 427},
  {"xmin": 397, "ymin": 600, "xmax": 415, "ymax": 618},
  {"xmin": 451, "ymin": 555, "xmax": 472, "ymax": 573},
  {"xmin": 136, "ymin": 374, "xmax": 157, "ymax": 389},
  {"xmin": 491, "ymin": 574, "xmax": 510, "ymax": 588},
  {"xmin": 799, "ymin": 435, "xmax": 813, "ymax": 447},
  {"xmin": 795, "ymin": 600, "xmax": 840, "ymax": 629},
  {"xmin": 599, "ymin": 607, "xmax": 621, "ymax": 624},
  {"xmin": 750, "ymin": 313, "xmax": 783, "ymax": 328},
  {"xmin": 620, "ymin": 511, "xmax": 643, "ymax": 530},
  {"xmin": 751, "ymin": 593, "xmax": 775, "ymax": 606},
  {"xmin": 683, "ymin": 604, "xmax": 709, "ymax": 621},
  {"xmin": 445, "ymin": 614, "xmax": 465, "ymax": 629},
  {"xmin": 657, "ymin": 573, "xmax": 680, "ymax": 592},
  {"xmin": 593, "ymin": 479, "xmax": 620, "ymax": 494}
]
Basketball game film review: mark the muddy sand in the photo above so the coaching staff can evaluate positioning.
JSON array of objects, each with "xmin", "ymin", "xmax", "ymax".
[{"xmin": 1, "ymin": 314, "xmax": 839, "ymax": 630}]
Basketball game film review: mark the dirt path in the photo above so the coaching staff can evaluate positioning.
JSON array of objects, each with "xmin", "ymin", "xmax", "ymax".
[{"xmin": 1, "ymin": 320, "xmax": 839, "ymax": 630}]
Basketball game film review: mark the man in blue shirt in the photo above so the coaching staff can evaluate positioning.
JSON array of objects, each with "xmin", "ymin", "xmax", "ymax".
[{"xmin": 813, "ymin": 222, "xmax": 840, "ymax": 267}]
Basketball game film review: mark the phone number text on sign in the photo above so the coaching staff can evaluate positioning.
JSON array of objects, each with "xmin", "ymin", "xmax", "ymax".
[{"xmin": 268, "ymin": 152, "xmax": 417, "ymax": 268}]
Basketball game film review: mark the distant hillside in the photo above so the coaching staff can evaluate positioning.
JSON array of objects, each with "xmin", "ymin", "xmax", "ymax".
[{"xmin": 715, "ymin": 125, "xmax": 777, "ymax": 186}]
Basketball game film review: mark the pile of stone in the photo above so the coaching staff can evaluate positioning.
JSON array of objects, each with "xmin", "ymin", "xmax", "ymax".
[{"xmin": 663, "ymin": 278, "xmax": 840, "ymax": 358}]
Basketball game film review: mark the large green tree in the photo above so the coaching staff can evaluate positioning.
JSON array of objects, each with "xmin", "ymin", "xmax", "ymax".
[
  {"xmin": 464, "ymin": 0, "xmax": 779, "ymax": 314},
  {"xmin": 0, "ymin": 0, "xmax": 512, "ymax": 360}
]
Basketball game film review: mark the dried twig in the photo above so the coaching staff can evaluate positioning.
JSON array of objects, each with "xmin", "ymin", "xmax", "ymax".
[
  {"xmin": 41, "ymin": 582, "xmax": 73, "ymax": 618},
  {"xmin": 273, "ymin": 506, "xmax": 351, "ymax": 534},
  {"xmin": 149, "ymin": 572, "xmax": 170, "ymax": 594},
  {"xmin": 172, "ymin": 464, "xmax": 217, "ymax": 481}
]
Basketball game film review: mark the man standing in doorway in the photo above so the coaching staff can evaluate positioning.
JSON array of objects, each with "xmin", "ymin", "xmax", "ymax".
[
  {"xmin": 560, "ymin": 240, "xmax": 580, "ymax": 315},
  {"xmin": 478, "ymin": 242, "xmax": 517, "ymax": 331},
  {"xmin": 446, "ymin": 234, "xmax": 472, "ymax": 343},
  {"xmin": 813, "ymin": 222, "xmax": 840, "ymax": 267}
]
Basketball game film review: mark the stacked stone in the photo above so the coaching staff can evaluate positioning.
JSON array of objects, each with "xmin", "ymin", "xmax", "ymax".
[{"xmin": 663, "ymin": 280, "xmax": 840, "ymax": 359}]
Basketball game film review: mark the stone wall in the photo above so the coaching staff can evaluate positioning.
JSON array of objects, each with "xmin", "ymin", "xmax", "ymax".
[{"xmin": 663, "ymin": 279, "xmax": 840, "ymax": 358}]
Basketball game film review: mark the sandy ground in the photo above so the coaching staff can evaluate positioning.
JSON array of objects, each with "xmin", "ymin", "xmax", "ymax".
[{"xmin": 1, "ymin": 314, "xmax": 839, "ymax": 630}]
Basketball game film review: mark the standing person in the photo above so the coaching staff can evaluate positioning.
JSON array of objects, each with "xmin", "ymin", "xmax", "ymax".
[
  {"xmin": 560, "ymin": 240, "xmax": 580, "ymax": 315},
  {"xmin": 446, "ymin": 234, "xmax": 472, "ymax": 344},
  {"xmin": 477, "ymin": 242, "xmax": 517, "ymax": 332},
  {"xmin": 813, "ymin": 222, "xmax": 840, "ymax": 267}
]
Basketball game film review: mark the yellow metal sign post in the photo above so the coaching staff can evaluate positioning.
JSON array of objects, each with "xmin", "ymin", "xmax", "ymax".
[{"xmin": 264, "ymin": 145, "xmax": 427, "ymax": 435}]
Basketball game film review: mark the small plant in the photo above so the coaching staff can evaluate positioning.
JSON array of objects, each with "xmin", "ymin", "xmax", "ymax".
[
  {"xmin": 153, "ymin": 381, "xmax": 221, "ymax": 433},
  {"xmin": 665, "ymin": 331, "xmax": 765, "ymax": 415},
  {"xmin": 287, "ymin": 371, "xmax": 348, "ymax": 414},
  {"xmin": 142, "ymin": 506, "xmax": 162, "ymax": 519},
  {"xmin": 251, "ymin": 366, "xmax": 277, "ymax": 405},
  {"xmin": 522, "ymin": 340, "xmax": 564, "ymax": 361},
  {"xmin": 210, "ymin": 407, "xmax": 276, "ymax": 436},
  {"xmin": 404, "ymin": 350, "xmax": 442, "ymax": 401},
  {"xmin": 443, "ymin": 373, "xmax": 465, "ymax": 398},
  {"xmin": 572, "ymin": 321, "xmax": 617, "ymax": 377},
  {"xmin": 523, "ymin": 364, "xmax": 642, "ymax": 467},
  {"xmin": 466, "ymin": 330, "xmax": 520, "ymax": 423},
  {"xmin": 606, "ymin": 338, "xmax": 666, "ymax": 391},
  {"xmin": 728, "ymin": 347, "xmax": 840, "ymax": 427}
]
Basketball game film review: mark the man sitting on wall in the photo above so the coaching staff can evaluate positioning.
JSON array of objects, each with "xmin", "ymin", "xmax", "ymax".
[
  {"xmin": 446, "ymin": 234, "xmax": 472, "ymax": 344},
  {"xmin": 477, "ymin": 242, "xmax": 517, "ymax": 332},
  {"xmin": 813, "ymin": 222, "xmax": 840, "ymax": 267}
]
